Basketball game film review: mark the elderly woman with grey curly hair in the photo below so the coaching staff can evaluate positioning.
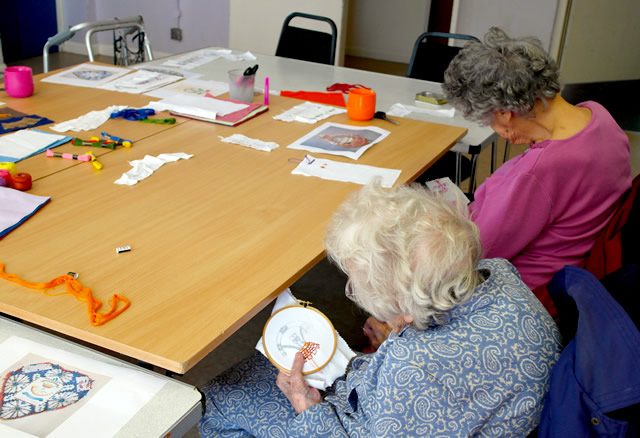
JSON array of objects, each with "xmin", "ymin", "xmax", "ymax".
[
  {"xmin": 198, "ymin": 182, "xmax": 561, "ymax": 438},
  {"xmin": 442, "ymin": 27, "xmax": 631, "ymax": 315}
]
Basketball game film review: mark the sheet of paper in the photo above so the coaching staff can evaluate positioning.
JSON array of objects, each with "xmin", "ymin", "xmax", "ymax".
[
  {"xmin": 160, "ymin": 48, "xmax": 224, "ymax": 70},
  {"xmin": 147, "ymin": 94, "xmax": 247, "ymax": 119},
  {"xmin": 0, "ymin": 130, "xmax": 70, "ymax": 162},
  {"xmin": 273, "ymin": 102, "xmax": 346, "ymax": 124},
  {"xmin": 425, "ymin": 177, "xmax": 470, "ymax": 205},
  {"xmin": 98, "ymin": 70, "xmax": 184, "ymax": 94},
  {"xmin": 131, "ymin": 65, "xmax": 202, "ymax": 80},
  {"xmin": 41, "ymin": 64, "xmax": 132, "ymax": 88},
  {"xmin": 287, "ymin": 122, "xmax": 390, "ymax": 160},
  {"xmin": 0, "ymin": 187, "xmax": 50, "ymax": 238},
  {"xmin": 144, "ymin": 78, "xmax": 229, "ymax": 99},
  {"xmin": 291, "ymin": 154, "xmax": 401, "ymax": 188},
  {"xmin": 0, "ymin": 336, "xmax": 166, "ymax": 438}
]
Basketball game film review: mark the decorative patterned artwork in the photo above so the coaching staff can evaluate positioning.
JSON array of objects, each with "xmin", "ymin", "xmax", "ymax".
[
  {"xmin": 0, "ymin": 337, "xmax": 168, "ymax": 438},
  {"xmin": 0, "ymin": 116, "xmax": 54, "ymax": 135},
  {"xmin": 41, "ymin": 64, "xmax": 132, "ymax": 88},
  {"xmin": 1, "ymin": 362, "xmax": 93, "ymax": 420},
  {"xmin": 71, "ymin": 70, "xmax": 113, "ymax": 81}
]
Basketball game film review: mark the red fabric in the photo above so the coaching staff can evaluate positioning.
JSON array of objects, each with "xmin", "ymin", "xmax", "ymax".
[
  {"xmin": 280, "ymin": 90, "xmax": 346, "ymax": 107},
  {"xmin": 581, "ymin": 174, "xmax": 640, "ymax": 279}
]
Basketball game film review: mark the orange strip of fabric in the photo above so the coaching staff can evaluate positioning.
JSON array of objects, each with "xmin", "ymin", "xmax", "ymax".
[{"xmin": 0, "ymin": 263, "xmax": 130, "ymax": 326}]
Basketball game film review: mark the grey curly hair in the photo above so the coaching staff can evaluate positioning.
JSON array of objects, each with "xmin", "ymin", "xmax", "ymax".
[
  {"xmin": 442, "ymin": 27, "xmax": 561, "ymax": 125},
  {"xmin": 324, "ymin": 181, "xmax": 483, "ymax": 329}
]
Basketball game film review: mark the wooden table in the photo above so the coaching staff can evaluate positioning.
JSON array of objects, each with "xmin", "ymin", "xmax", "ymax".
[
  {"xmin": 0, "ymin": 66, "xmax": 466, "ymax": 374},
  {"xmin": 7, "ymin": 68, "xmax": 189, "ymax": 181}
]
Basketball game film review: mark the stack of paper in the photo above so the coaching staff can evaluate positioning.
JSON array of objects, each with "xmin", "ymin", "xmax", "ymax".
[
  {"xmin": 147, "ymin": 94, "xmax": 268, "ymax": 127},
  {"xmin": 0, "ymin": 130, "xmax": 72, "ymax": 162},
  {"xmin": 99, "ymin": 69, "xmax": 184, "ymax": 94}
]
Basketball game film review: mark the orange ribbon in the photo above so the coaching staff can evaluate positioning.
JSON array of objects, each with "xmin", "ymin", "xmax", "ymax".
[{"xmin": 0, "ymin": 263, "xmax": 130, "ymax": 326}]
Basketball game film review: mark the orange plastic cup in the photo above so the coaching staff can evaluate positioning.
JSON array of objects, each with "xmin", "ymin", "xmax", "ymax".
[{"xmin": 347, "ymin": 89, "xmax": 376, "ymax": 121}]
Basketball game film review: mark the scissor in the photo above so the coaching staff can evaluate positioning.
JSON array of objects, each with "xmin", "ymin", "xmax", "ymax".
[
  {"xmin": 243, "ymin": 64, "xmax": 259, "ymax": 76},
  {"xmin": 374, "ymin": 111, "xmax": 399, "ymax": 125}
]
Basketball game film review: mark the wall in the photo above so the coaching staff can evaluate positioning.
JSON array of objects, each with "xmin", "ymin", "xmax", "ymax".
[
  {"xmin": 58, "ymin": 0, "xmax": 229, "ymax": 58},
  {"xmin": 452, "ymin": 0, "xmax": 559, "ymax": 52},
  {"xmin": 228, "ymin": 0, "xmax": 347, "ymax": 65},
  {"xmin": 559, "ymin": 0, "xmax": 640, "ymax": 83},
  {"xmin": 345, "ymin": 0, "xmax": 431, "ymax": 63}
]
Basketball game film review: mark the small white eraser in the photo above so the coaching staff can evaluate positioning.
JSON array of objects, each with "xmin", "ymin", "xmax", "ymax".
[{"xmin": 116, "ymin": 245, "xmax": 131, "ymax": 254}]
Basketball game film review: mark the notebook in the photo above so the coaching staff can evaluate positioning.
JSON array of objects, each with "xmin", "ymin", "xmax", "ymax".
[{"xmin": 169, "ymin": 95, "xmax": 268, "ymax": 127}]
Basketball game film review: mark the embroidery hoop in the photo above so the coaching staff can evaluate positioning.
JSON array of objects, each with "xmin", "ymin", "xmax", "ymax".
[{"xmin": 262, "ymin": 305, "xmax": 337, "ymax": 375}]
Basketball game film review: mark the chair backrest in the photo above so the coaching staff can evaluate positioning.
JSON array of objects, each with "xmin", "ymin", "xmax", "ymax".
[
  {"xmin": 407, "ymin": 32, "xmax": 479, "ymax": 82},
  {"xmin": 275, "ymin": 12, "xmax": 337, "ymax": 65}
]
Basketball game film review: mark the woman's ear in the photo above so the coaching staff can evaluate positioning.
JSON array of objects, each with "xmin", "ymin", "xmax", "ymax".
[{"xmin": 495, "ymin": 110, "xmax": 513, "ymax": 123}]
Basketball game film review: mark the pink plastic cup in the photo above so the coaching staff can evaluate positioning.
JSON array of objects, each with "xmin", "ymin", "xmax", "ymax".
[{"xmin": 4, "ymin": 66, "xmax": 34, "ymax": 98}]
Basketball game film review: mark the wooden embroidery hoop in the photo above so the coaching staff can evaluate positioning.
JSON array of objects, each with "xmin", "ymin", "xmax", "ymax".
[{"xmin": 262, "ymin": 304, "xmax": 337, "ymax": 375}]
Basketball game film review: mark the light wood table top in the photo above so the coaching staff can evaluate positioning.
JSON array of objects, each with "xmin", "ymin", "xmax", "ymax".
[{"xmin": 0, "ymin": 75, "xmax": 466, "ymax": 373}]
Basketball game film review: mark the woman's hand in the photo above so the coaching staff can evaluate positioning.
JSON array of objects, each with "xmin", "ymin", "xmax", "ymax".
[{"xmin": 276, "ymin": 351, "xmax": 322, "ymax": 414}]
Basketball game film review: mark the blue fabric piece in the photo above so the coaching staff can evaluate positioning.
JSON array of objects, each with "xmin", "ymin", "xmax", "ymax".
[
  {"xmin": 0, "ymin": 129, "xmax": 72, "ymax": 163},
  {"xmin": 539, "ymin": 266, "xmax": 640, "ymax": 437},
  {"xmin": 199, "ymin": 259, "xmax": 561, "ymax": 437},
  {"xmin": 0, "ymin": 115, "xmax": 54, "ymax": 136}
]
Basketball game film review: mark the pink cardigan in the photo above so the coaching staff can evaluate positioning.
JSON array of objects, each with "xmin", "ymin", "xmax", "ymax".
[{"xmin": 470, "ymin": 101, "xmax": 632, "ymax": 290}]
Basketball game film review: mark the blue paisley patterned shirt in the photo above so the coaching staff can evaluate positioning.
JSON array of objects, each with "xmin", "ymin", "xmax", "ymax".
[{"xmin": 289, "ymin": 258, "xmax": 562, "ymax": 437}]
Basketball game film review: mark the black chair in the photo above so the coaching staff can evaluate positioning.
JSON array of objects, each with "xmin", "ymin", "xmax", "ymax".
[
  {"xmin": 407, "ymin": 32, "xmax": 494, "ymax": 193},
  {"xmin": 407, "ymin": 32, "xmax": 478, "ymax": 82},
  {"xmin": 275, "ymin": 12, "xmax": 337, "ymax": 65}
]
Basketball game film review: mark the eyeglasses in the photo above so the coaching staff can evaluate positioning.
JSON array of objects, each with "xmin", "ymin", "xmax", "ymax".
[{"xmin": 345, "ymin": 280, "xmax": 355, "ymax": 301}]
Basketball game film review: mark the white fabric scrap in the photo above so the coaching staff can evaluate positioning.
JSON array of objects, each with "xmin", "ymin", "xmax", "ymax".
[
  {"xmin": 51, "ymin": 105, "xmax": 129, "ymax": 132},
  {"xmin": 219, "ymin": 50, "xmax": 256, "ymax": 62},
  {"xmin": 292, "ymin": 155, "xmax": 401, "ymax": 188},
  {"xmin": 256, "ymin": 289, "xmax": 356, "ymax": 390},
  {"xmin": 219, "ymin": 134, "xmax": 279, "ymax": 152},
  {"xmin": 114, "ymin": 153, "xmax": 193, "ymax": 185},
  {"xmin": 387, "ymin": 102, "xmax": 455, "ymax": 118},
  {"xmin": 274, "ymin": 101, "xmax": 346, "ymax": 124}
]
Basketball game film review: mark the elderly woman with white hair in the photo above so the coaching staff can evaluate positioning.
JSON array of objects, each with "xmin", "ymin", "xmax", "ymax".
[
  {"xmin": 442, "ymin": 27, "xmax": 631, "ymax": 314},
  {"xmin": 198, "ymin": 182, "xmax": 561, "ymax": 438}
]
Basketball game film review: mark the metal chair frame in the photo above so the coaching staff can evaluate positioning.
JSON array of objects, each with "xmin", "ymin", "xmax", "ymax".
[
  {"xmin": 408, "ymin": 31, "xmax": 496, "ymax": 192},
  {"xmin": 42, "ymin": 16, "xmax": 153, "ymax": 73}
]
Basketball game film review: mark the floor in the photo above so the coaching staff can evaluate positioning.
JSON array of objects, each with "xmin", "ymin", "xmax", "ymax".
[{"xmin": 6, "ymin": 52, "xmax": 640, "ymax": 437}]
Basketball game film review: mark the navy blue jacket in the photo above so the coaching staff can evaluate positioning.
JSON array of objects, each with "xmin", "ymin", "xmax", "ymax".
[{"xmin": 538, "ymin": 266, "xmax": 640, "ymax": 437}]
